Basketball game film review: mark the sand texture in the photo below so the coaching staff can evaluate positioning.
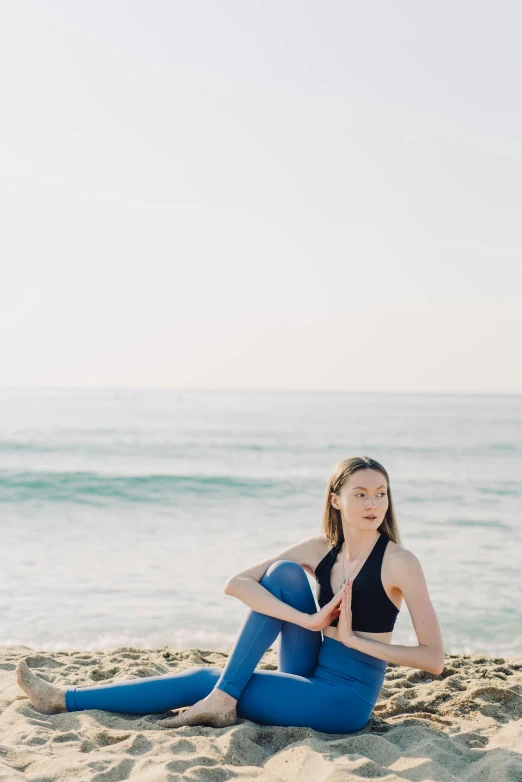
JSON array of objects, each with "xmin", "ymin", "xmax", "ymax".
[{"xmin": 1, "ymin": 644, "xmax": 521, "ymax": 781}]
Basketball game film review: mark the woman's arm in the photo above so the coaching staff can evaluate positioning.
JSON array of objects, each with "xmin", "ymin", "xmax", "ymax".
[
  {"xmin": 345, "ymin": 550, "xmax": 445, "ymax": 675},
  {"xmin": 225, "ymin": 577, "xmax": 312, "ymax": 626},
  {"xmin": 223, "ymin": 534, "xmax": 324, "ymax": 627}
]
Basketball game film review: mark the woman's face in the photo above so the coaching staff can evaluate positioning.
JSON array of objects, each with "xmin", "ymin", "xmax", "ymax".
[{"xmin": 331, "ymin": 469, "xmax": 389, "ymax": 529}]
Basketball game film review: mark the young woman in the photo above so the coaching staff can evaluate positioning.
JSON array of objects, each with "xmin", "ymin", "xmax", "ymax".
[{"xmin": 16, "ymin": 456, "xmax": 445, "ymax": 734}]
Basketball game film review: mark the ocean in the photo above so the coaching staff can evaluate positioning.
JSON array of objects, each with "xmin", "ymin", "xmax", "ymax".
[{"xmin": 1, "ymin": 388, "xmax": 520, "ymax": 658}]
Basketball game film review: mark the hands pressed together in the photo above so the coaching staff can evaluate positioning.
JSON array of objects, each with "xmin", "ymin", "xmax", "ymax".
[{"xmin": 306, "ymin": 579, "xmax": 357, "ymax": 647}]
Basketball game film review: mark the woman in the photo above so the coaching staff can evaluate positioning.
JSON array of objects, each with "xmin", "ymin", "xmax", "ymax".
[{"xmin": 16, "ymin": 456, "xmax": 445, "ymax": 734}]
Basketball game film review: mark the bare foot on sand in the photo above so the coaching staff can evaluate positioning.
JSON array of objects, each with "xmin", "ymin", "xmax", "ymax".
[
  {"xmin": 16, "ymin": 660, "xmax": 68, "ymax": 714},
  {"xmin": 161, "ymin": 688, "xmax": 238, "ymax": 728}
]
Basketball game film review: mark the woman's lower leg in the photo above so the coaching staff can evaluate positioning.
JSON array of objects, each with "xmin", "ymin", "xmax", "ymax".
[
  {"xmin": 214, "ymin": 560, "xmax": 321, "ymax": 699},
  {"xmin": 65, "ymin": 665, "xmax": 222, "ymax": 714}
]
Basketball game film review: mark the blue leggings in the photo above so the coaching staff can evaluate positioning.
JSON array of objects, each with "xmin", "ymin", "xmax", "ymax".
[{"xmin": 65, "ymin": 560, "xmax": 387, "ymax": 733}]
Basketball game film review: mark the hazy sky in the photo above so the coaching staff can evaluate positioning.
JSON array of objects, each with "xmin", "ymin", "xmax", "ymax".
[{"xmin": 1, "ymin": 1, "xmax": 521, "ymax": 392}]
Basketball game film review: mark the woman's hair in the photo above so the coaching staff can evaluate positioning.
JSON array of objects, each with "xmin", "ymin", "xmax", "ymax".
[{"xmin": 320, "ymin": 456, "xmax": 402, "ymax": 547}]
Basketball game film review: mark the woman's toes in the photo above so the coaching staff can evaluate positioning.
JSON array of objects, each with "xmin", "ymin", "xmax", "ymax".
[
  {"xmin": 16, "ymin": 661, "xmax": 34, "ymax": 695},
  {"xmin": 15, "ymin": 660, "xmax": 67, "ymax": 714}
]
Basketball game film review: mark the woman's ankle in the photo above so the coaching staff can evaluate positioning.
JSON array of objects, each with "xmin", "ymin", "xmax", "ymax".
[{"xmin": 213, "ymin": 686, "xmax": 238, "ymax": 705}]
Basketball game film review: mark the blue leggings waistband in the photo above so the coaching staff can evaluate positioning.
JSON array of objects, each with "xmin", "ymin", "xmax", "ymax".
[{"xmin": 319, "ymin": 635, "xmax": 388, "ymax": 674}]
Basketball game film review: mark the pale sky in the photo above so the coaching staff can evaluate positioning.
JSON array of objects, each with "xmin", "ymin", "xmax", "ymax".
[{"xmin": 1, "ymin": 1, "xmax": 521, "ymax": 393}]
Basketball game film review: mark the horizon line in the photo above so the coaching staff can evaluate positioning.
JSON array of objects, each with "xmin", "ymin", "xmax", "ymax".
[{"xmin": 1, "ymin": 386, "xmax": 521, "ymax": 397}]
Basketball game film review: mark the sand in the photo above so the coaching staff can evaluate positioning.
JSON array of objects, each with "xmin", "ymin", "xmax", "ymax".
[{"xmin": 1, "ymin": 644, "xmax": 521, "ymax": 781}]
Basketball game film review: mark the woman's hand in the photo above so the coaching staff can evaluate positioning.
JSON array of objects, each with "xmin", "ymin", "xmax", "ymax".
[
  {"xmin": 336, "ymin": 579, "xmax": 358, "ymax": 647},
  {"xmin": 304, "ymin": 585, "xmax": 345, "ymax": 632}
]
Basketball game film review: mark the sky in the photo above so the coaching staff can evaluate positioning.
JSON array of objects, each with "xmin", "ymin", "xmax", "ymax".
[{"xmin": 1, "ymin": 0, "xmax": 521, "ymax": 393}]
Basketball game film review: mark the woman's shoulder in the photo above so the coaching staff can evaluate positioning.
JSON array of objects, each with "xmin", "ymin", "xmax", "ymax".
[
  {"xmin": 381, "ymin": 539, "xmax": 425, "ymax": 600},
  {"xmin": 384, "ymin": 538, "xmax": 423, "ymax": 576},
  {"xmin": 384, "ymin": 536, "xmax": 403, "ymax": 556},
  {"xmin": 315, "ymin": 534, "xmax": 336, "ymax": 555},
  {"xmin": 315, "ymin": 533, "xmax": 331, "ymax": 545},
  {"xmin": 311, "ymin": 535, "xmax": 338, "ymax": 572}
]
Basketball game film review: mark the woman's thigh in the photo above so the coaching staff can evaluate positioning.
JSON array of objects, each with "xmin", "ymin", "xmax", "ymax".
[{"xmin": 236, "ymin": 669, "xmax": 372, "ymax": 734}]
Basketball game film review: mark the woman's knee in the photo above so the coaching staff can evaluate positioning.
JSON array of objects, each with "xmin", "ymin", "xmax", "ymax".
[{"xmin": 262, "ymin": 559, "xmax": 308, "ymax": 590}]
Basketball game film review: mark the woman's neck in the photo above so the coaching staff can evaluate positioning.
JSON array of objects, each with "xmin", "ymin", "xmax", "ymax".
[{"xmin": 340, "ymin": 528, "xmax": 380, "ymax": 562}]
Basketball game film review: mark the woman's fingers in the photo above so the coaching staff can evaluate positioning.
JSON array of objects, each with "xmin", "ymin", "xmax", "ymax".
[{"xmin": 330, "ymin": 579, "xmax": 352, "ymax": 609}]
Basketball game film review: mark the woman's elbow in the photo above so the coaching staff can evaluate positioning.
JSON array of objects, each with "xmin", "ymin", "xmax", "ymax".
[
  {"xmin": 431, "ymin": 651, "xmax": 445, "ymax": 675},
  {"xmin": 223, "ymin": 577, "xmax": 238, "ymax": 595}
]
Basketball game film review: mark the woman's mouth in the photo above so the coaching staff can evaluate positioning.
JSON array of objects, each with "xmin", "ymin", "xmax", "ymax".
[{"xmin": 364, "ymin": 515, "xmax": 377, "ymax": 519}]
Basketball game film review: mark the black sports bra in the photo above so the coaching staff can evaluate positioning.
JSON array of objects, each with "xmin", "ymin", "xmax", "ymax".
[{"xmin": 315, "ymin": 533, "xmax": 400, "ymax": 632}]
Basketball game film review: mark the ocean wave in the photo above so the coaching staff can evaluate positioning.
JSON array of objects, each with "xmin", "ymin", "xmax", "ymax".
[{"xmin": 0, "ymin": 469, "xmax": 314, "ymax": 504}]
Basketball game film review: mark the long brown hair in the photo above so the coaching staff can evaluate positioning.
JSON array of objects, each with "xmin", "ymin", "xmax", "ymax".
[{"xmin": 320, "ymin": 456, "xmax": 402, "ymax": 547}]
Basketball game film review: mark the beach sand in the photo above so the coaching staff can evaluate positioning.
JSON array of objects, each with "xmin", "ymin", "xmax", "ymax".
[{"xmin": 1, "ymin": 644, "xmax": 521, "ymax": 781}]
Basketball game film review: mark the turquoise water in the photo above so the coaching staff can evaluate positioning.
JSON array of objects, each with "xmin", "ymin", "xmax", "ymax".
[{"xmin": 1, "ymin": 388, "xmax": 520, "ymax": 657}]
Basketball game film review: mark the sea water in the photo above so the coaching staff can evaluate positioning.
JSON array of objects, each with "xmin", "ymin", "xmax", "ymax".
[{"xmin": 0, "ymin": 388, "xmax": 520, "ymax": 658}]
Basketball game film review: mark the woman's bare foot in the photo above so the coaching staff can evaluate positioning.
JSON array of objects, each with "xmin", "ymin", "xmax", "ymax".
[
  {"xmin": 161, "ymin": 687, "xmax": 238, "ymax": 728},
  {"xmin": 16, "ymin": 660, "xmax": 68, "ymax": 714}
]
